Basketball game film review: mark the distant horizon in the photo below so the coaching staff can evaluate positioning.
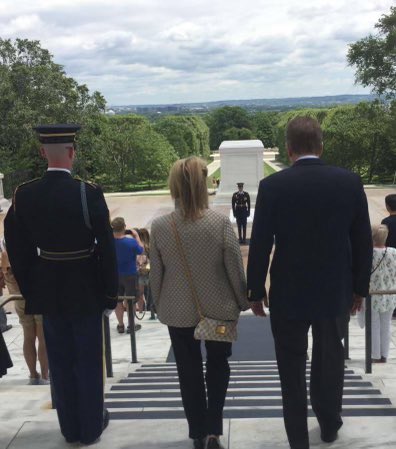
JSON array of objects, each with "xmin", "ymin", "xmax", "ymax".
[
  {"xmin": 2, "ymin": 1, "xmax": 393, "ymax": 104},
  {"xmin": 109, "ymin": 93, "xmax": 375, "ymax": 108}
]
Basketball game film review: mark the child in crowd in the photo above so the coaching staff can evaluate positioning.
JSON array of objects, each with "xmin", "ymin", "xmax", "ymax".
[
  {"xmin": 382, "ymin": 194, "xmax": 396, "ymax": 318},
  {"xmin": 382, "ymin": 194, "xmax": 396, "ymax": 248}
]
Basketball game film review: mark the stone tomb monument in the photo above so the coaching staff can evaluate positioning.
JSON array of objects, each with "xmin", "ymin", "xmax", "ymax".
[{"xmin": 214, "ymin": 140, "xmax": 264, "ymax": 210}]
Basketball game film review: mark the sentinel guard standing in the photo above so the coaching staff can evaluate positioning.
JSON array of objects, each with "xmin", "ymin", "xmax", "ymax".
[
  {"xmin": 4, "ymin": 124, "xmax": 118, "ymax": 445},
  {"xmin": 232, "ymin": 182, "xmax": 250, "ymax": 244}
]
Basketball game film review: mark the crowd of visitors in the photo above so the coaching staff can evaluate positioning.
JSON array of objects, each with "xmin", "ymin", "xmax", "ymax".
[
  {"xmin": 110, "ymin": 219, "xmax": 154, "ymax": 332},
  {"xmin": 0, "ymin": 117, "xmax": 395, "ymax": 449}
]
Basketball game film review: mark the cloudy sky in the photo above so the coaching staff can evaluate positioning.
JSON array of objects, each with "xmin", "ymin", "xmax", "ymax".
[{"xmin": 0, "ymin": 0, "xmax": 394, "ymax": 105}]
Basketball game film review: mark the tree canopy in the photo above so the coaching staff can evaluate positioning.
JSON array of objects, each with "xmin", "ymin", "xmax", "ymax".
[
  {"xmin": 0, "ymin": 38, "xmax": 105, "ymax": 176},
  {"xmin": 154, "ymin": 116, "xmax": 210, "ymax": 159},
  {"xmin": 206, "ymin": 106, "xmax": 253, "ymax": 149},
  {"xmin": 347, "ymin": 6, "xmax": 396, "ymax": 98}
]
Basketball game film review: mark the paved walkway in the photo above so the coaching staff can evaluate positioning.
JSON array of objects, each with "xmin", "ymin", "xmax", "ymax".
[
  {"xmin": 1, "ymin": 186, "xmax": 396, "ymax": 448},
  {"xmin": 2, "ymin": 304, "xmax": 395, "ymax": 448}
]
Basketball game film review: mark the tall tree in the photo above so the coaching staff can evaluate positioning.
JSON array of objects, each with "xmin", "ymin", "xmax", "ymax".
[
  {"xmin": 154, "ymin": 116, "xmax": 210, "ymax": 159},
  {"xmin": 253, "ymin": 112, "xmax": 276, "ymax": 148},
  {"xmin": 92, "ymin": 115, "xmax": 177, "ymax": 191},
  {"xmin": 206, "ymin": 106, "xmax": 253, "ymax": 150},
  {"xmin": 0, "ymin": 38, "xmax": 105, "ymax": 189},
  {"xmin": 347, "ymin": 6, "xmax": 396, "ymax": 98}
]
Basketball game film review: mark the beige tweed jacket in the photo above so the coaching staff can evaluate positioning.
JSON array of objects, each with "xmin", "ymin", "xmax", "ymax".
[{"xmin": 150, "ymin": 208, "xmax": 249, "ymax": 328}]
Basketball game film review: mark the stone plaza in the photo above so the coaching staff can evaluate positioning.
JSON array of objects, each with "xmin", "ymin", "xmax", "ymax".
[{"xmin": 1, "ymin": 153, "xmax": 396, "ymax": 449}]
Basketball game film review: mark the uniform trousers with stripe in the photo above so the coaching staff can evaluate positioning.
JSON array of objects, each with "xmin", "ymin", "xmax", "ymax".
[
  {"xmin": 168, "ymin": 326, "xmax": 232, "ymax": 439},
  {"xmin": 270, "ymin": 314, "xmax": 348, "ymax": 449},
  {"xmin": 43, "ymin": 312, "xmax": 104, "ymax": 444}
]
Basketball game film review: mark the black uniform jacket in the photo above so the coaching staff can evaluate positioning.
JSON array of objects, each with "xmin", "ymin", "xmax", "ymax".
[
  {"xmin": 4, "ymin": 171, "xmax": 118, "ymax": 315},
  {"xmin": 232, "ymin": 191, "xmax": 251, "ymax": 217},
  {"xmin": 247, "ymin": 158, "xmax": 373, "ymax": 320}
]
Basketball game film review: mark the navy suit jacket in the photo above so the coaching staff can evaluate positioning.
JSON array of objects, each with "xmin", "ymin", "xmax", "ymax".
[{"xmin": 247, "ymin": 158, "xmax": 373, "ymax": 320}]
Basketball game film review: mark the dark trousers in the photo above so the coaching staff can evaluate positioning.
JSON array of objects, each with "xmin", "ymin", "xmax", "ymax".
[
  {"xmin": 270, "ymin": 314, "xmax": 347, "ymax": 449},
  {"xmin": 168, "ymin": 326, "xmax": 232, "ymax": 439},
  {"xmin": 0, "ymin": 308, "xmax": 7, "ymax": 332},
  {"xmin": 236, "ymin": 216, "xmax": 247, "ymax": 241},
  {"xmin": 43, "ymin": 312, "xmax": 104, "ymax": 444}
]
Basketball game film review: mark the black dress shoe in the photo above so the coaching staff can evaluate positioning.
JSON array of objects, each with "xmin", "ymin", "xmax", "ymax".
[
  {"xmin": 103, "ymin": 408, "xmax": 110, "ymax": 431},
  {"xmin": 320, "ymin": 429, "xmax": 338, "ymax": 443},
  {"xmin": 207, "ymin": 437, "xmax": 224, "ymax": 449},
  {"xmin": 193, "ymin": 438, "xmax": 205, "ymax": 449},
  {"xmin": 319, "ymin": 419, "xmax": 342, "ymax": 443}
]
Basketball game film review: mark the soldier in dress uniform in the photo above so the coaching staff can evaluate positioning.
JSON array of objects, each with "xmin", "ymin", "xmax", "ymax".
[
  {"xmin": 232, "ymin": 182, "xmax": 251, "ymax": 244},
  {"xmin": 4, "ymin": 124, "xmax": 118, "ymax": 445}
]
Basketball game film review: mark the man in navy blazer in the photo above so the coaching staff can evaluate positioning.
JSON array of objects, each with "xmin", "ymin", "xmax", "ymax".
[{"xmin": 247, "ymin": 117, "xmax": 372, "ymax": 449}]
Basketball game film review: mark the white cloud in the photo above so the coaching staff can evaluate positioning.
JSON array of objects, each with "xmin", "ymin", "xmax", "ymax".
[{"xmin": 0, "ymin": 0, "xmax": 394, "ymax": 104}]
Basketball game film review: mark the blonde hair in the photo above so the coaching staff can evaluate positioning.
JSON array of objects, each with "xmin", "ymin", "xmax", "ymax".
[
  {"xmin": 372, "ymin": 224, "xmax": 389, "ymax": 247},
  {"xmin": 168, "ymin": 156, "xmax": 209, "ymax": 221},
  {"xmin": 111, "ymin": 217, "xmax": 126, "ymax": 233}
]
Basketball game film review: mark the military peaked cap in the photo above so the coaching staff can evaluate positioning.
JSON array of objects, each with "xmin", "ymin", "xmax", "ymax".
[
  {"xmin": 33, "ymin": 124, "xmax": 81, "ymax": 144},
  {"xmin": 237, "ymin": 182, "xmax": 244, "ymax": 187}
]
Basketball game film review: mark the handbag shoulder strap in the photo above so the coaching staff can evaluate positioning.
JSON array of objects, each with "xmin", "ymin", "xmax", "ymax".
[
  {"xmin": 371, "ymin": 247, "xmax": 388, "ymax": 275},
  {"xmin": 171, "ymin": 214, "xmax": 204, "ymax": 319}
]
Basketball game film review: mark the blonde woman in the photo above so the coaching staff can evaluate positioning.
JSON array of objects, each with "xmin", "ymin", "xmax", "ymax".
[
  {"xmin": 370, "ymin": 224, "xmax": 396, "ymax": 363},
  {"xmin": 150, "ymin": 157, "xmax": 249, "ymax": 449}
]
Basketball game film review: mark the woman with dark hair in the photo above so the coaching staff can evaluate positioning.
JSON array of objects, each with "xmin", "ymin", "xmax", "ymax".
[
  {"xmin": 136, "ymin": 228, "xmax": 154, "ymax": 317},
  {"xmin": 150, "ymin": 157, "xmax": 249, "ymax": 449}
]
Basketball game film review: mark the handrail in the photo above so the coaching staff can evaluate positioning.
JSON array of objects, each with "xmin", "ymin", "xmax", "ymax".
[
  {"xmin": 0, "ymin": 294, "xmax": 24, "ymax": 309},
  {"xmin": 118, "ymin": 296, "xmax": 139, "ymax": 364},
  {"xmin": 0, "ymin": 294, "xmax": 140, "ymax": 380},
  {"xmin": 369, "ymin": 290, "xmax": 396, "ymax": 295}
]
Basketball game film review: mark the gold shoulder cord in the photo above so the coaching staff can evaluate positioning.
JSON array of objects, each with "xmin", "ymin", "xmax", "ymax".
[
  {"xmin": 74, "ymin": 178, "xmax": 97, "ymax": 189},
  {"xmin": 13, "ymin": 178, "xmax": 40, "ymax": 213}
]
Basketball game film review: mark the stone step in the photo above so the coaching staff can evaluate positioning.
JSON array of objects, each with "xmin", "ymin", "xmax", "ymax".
[
  {"xmin": 106, "ymin": 363, "xmax": 396, "ymax": 420},
  {"xmin": 111, "ymin": 380, "xmax": 373, "ymax": 390},
  {"xmin": 106, "ymin": 397, "xmax": 391, "ymax": 409},
  {"xmin": 105, "ymin": 388, "xmax": 383, "ymax": 399},
  {"xmin": 123, "ymin": 374, "xmax": 362, "ymax": 382},
  {"xmin": 109, "ymin": 408, "xmax": 396, "ymax": 420}
]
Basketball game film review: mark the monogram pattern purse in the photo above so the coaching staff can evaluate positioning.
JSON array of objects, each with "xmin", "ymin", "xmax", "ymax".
[{"xmin": 171, "ymin": 215, "xmax": 238, "ymax": 342}]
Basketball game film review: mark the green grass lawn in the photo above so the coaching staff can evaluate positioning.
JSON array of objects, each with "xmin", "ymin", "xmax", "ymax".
[
  {"xmin": 207, "ymin": 167, "xmax": 221, "ymax": 188},
  {"xmin": 264, "ymin": 162, "xmax": 277, "ymax": 177}
]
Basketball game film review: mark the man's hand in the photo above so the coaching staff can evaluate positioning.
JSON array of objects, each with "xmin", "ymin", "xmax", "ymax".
[
  {"xmin": 130, "ymin": 228, "xmax": 139, "ymax": 239},
  {"xmin": 250, "ymin": 300, "xmax": 267, "ymax": 317},
  {"xmin": 351, "ymin": 294, "xmax": 364, "ymax": 315}
]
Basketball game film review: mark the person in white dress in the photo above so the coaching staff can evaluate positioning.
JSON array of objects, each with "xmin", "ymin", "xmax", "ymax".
[{"xmin": 370, "ymin": 224, "xmax": 396, "ymax": 363}]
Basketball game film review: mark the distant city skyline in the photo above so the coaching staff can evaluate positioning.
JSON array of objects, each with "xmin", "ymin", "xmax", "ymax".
[{"xmin": 0, "ymin": 0, "xmax": 394, "ymax": 105}]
